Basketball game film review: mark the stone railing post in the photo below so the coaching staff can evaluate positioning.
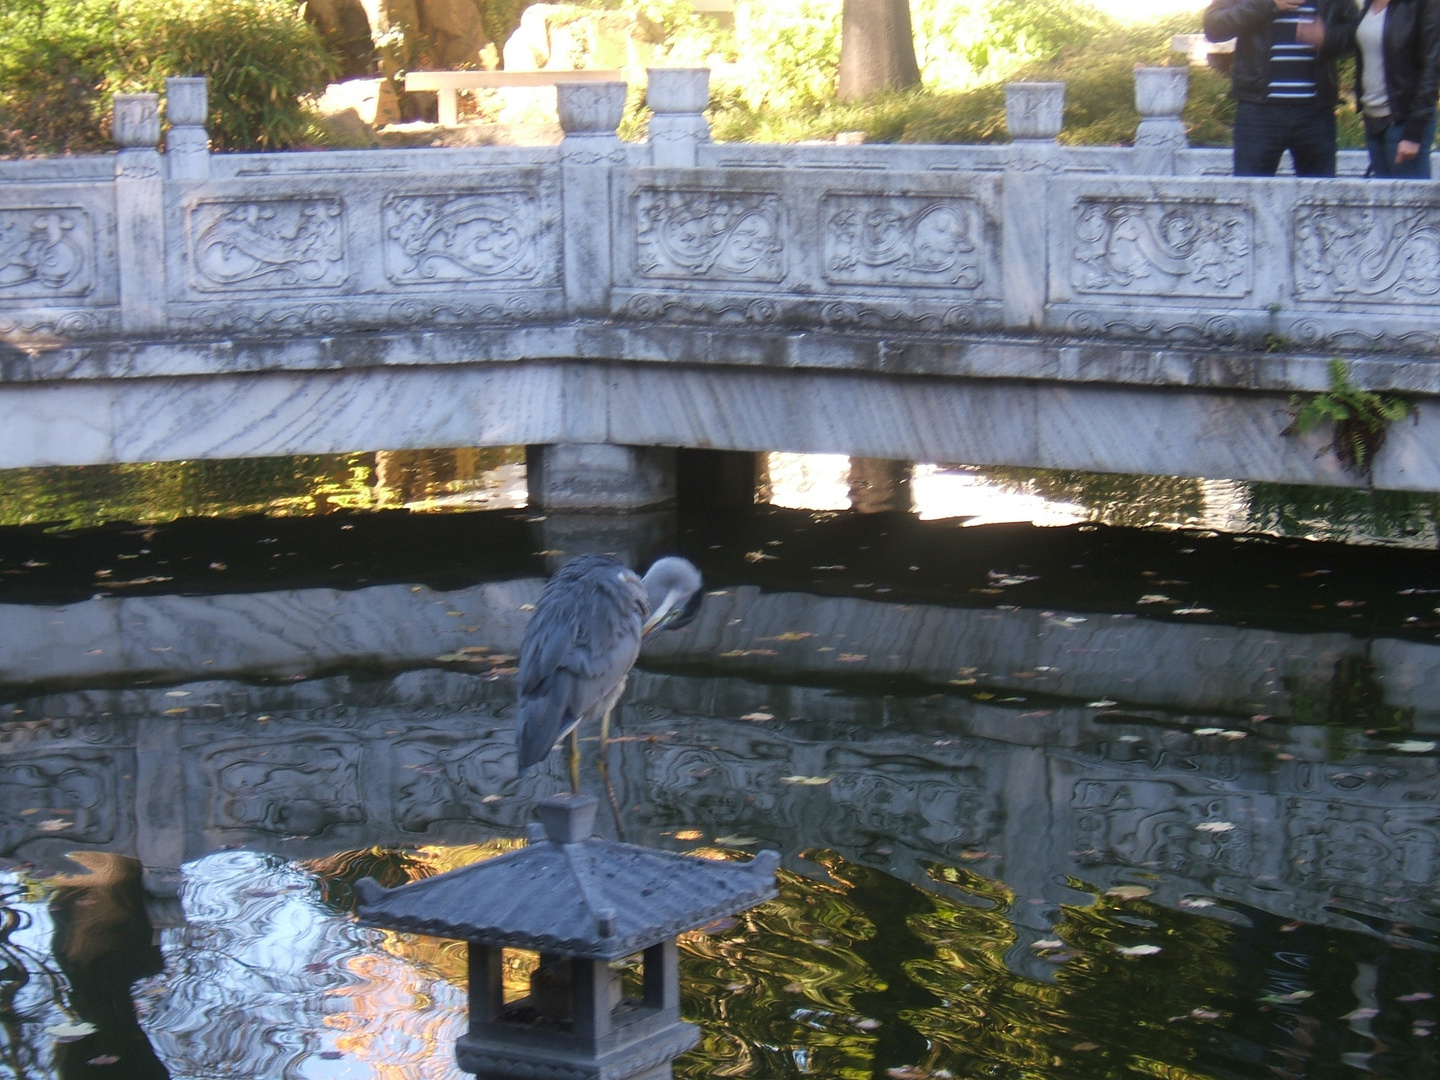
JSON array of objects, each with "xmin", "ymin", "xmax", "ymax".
[
  {"xmin": 1133, "ymin": 66, "xmax": 1188, "ymax": 174},
  {"xmin": 1002, "ymin": 82, "xmax": 1063, "ymax": 331},
  {"xmin": 113, "ymin": 94, "xmax": 168, "ymax": 335},
  {"xmin": 165, "ymin": 76, "xmax": 210, "ymax": 180},
  {"xmin": 557, "ymin": 81, "xmax": 627, "ymax": 317},
  {"xmin": 647, "ymin": 68, "xmax": 710, "ymax": 167}
]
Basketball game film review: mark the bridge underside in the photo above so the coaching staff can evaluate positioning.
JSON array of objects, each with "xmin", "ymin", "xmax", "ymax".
[{"xmin": 3, "ymin": 323, "xmax": 1439, "ymax": 490}]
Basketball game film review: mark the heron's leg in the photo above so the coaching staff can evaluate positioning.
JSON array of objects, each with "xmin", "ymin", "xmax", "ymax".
[
  {"xmin": 569, "ymin": 729, "xmax": 581, "ymax": 794},
  {"xmin": 596, "ymin": 709, "xmax": 627, "ymax": 842}
]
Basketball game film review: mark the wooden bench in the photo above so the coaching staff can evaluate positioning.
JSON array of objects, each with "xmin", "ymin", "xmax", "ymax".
[{"xmin": 404, "ymin": 70, "xmax": 624, "ymax": 126}]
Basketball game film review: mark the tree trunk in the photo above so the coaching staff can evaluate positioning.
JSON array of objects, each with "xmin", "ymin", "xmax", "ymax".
[{"xmin": 836, "ymin": 0, "xmax": 921, "ymax": 102}]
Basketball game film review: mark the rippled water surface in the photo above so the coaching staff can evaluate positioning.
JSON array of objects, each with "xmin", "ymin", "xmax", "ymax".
[{"xmin": 1, "ymin": 451, "xmax": 1436, "ymax": 1080}]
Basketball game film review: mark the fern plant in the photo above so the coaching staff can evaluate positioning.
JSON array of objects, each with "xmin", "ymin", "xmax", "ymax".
[{"xmin": 1283, "ymin": 359, "xmax": 1417, "ymax": 483}]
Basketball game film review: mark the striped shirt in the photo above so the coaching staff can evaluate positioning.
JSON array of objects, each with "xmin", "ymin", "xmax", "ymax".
[{"xmin": 1268, "ymin": 3, "xmax": 1319, "ymax": 101}]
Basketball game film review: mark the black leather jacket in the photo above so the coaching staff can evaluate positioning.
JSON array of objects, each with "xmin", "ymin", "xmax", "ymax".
[
  {"xmin": 1355, "ymin": 0, "xmax": 1440, "ymax": 142},
  {"xmin": 1204, "ymin": 0, "xmax": 1360, "ymax": 107}
]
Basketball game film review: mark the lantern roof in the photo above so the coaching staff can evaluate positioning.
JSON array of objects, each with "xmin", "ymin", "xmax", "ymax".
[{"xmin": 354, "ymin": 795, "xmax": 780, "ymax": 960}]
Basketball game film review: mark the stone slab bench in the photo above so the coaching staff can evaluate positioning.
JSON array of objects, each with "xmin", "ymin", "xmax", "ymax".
[{"xmin": 403, "ymin": 69, "xmax": 624, "ymax": 126}]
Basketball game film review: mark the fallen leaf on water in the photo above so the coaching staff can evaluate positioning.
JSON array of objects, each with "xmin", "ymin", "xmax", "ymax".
[
  {"xmin": 1137, "ymin": 594, "xmax": 1174, "ymax": 605},
  {"xmin": 744, "ymin": 550, "xmax": 778, "ymax": 563},
  {"xmin": 533, "ymin": 549, "xmax": 564, "ymax": 557},
  {"xmin": 1072, "ymin": 1042, "xmax": 1100, "ymax": 1051},
  {"xmin": 812, "ymin": 564, "xmax": 846, "ymax": 571},
  {"xmin": 1031, "ymin": 939, "xmax": 1065, "ymax": 950},
  {"xmin": 1261, "ymin": 990, "xmax": 1314, "ymax": 1004},
  {"xmin": 518, "ymin": 604, "xmax": 535, "ymax": 611},
  {"xmin": 1174, "ymin": 606, "xmax": 1213, "ymax": 615},
  {"xmin": 783, "ymin": 982, "xmax": 805, "ymax": 994},
  {"xmin": 855, "ymin": 1017, "xmax": 881, "ymax": 1031},
  {"xmin": 739, "ymin": 712, "xmax": 774, "ymax": 722},
  {"xmin": 1392, "ymin": 741, "xmax": 1436, "ymax": 753},
  {"xmin": 1116, "ymin": 944, "xmax": 1162, "ymax": 957},
  {"xmin": 1193, "ymin": 727, "xmax": 1225, "ymax": 736},
  {"xmin": 674, "ymin": 829, "xmax": 703, "ymax": 840},
  {"xmin": 165, "ymin": 690, "xmax": 190, "ymax": 698},
  {"xmin": 725, "ymin": 982, "xmax": 745, "ymax": 991},
  {"xmin": 1398, "ymin": 992, "xmax": 1435, "ymax": 1003},
  {"xmin": 1106, "ymin": 885, "xmax": 1153, "ymax": 901},
  {"xmin": 46, "ymin": 1021, "xmax": 97, "ymax": 1042},
  {"xmin": 23, "ymin": 560, "xmax": 48, "ymax": 568},
  {"xmin": 714, "ymin": 835, "xmax": 759, "ymax": 847},
  {"xmin": 1342, "ymin": 1007, "xmax": 1380, "ymax": 1020},
  {"xmin": 973, "ymin": 692, "xmax": 995, "ymax": 700},
  {"xmin": 1179, "ymin": 897, "xmax": 1215, "ymax": 909},
  {"xmin": 1195, "ymin": 822, "xmax": 1236, "ymax": 833},
  {"xmin": 780, "ymin": 775, "xmax": 832, "ymax": 785},
  {"xmin": 759, "ymin": 631, "xmax": 815, "ymax": 642},
  {"xmin": 87, "ymin": 1056, "xmax": 120, "ymax": 1065},
  {"xmin": 836, "ymin": 653, "xmax": 867, "ymax": 662},
  {"xmin": 37, "ymin": 819, "xmax": 72, "ymax": 832},
  {"xmin": 959, "ymin": 850, "xmax": 991, "ymax": 861},
  {"xmin": 163, "ymin": 707, "xmax": 188, "ymax": 716},
  {"xmin": 1088, "ymin": 700, "xmax": 1118, "ymax": 708},
  {"xmin": 885, "ymin": 1068, "xmax": 930, "ymax": 1080},
  {"xmin": 718, "ymin": 649, "xmax": 778, "ymax": 658},
  {"xmin": 481, "ymin": 794, "xmax": 502, "ymax": 804},
  {"xmin": 20, "ymin": 808, "xmax": 40, "ymax": 816},
  {"xmin": 1190, "ymin": 1009, "xmax": 1223, "ymax": 1021}
]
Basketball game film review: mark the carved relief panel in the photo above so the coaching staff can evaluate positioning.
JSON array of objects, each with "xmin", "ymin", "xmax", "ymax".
[
  {"xmin": 203, "ymin": 737, "xmax": 364, "ymax": 837},
  {"xmin": 1293, "ymin": 202, "xmax": 1440, "ymax": 303},
  {"xmin": 0, "ymin": 207, "xmax": 95, "ymax": 299},
  {"xmin": 0, "ymin": 750, "xmax": 120, "ymax": 852},
  {"xmin": 382, "ymin": 190, "xmax": 556, "ymax": 285},
  {"xmin": 1071, "ymin": 198, "xmax": 1252, "ymax": 298},
  {"xmin": 185, "ymin": 198, "xmax": 347, "ymax": 292},
  {"xmin": 632, "ymin": 188, "xmax": 785, "ymax": 282},
  {"xmin": 823, "ymin": 195, "xmax": 986, "ymax": 288}
]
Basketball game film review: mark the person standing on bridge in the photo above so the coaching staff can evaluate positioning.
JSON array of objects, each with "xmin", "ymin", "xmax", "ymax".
[
  {"xmin": 1352, "ymin": 0, "xmax": 1440, "ymax": 178},
  {"xmin": 1204, "ymin": 0, "xmax": 1360, "ymax": 176}
]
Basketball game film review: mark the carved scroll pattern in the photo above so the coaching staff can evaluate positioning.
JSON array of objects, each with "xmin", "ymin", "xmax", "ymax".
[
  {"xmin": 188, "ymin": 198, "xmax": 347, "ymax": 291},
  {"xmin": 824, "ymin": 195, "xmax": 984, "ymax": 288},
  {"xmin": 383, "ymin": 192, "xmax": 550, "ymax": 284},
  {"xmin": 1293, "ymin": 203, "xmax": 1440, "ymax": 301},
  {"xmin": 634, "ymin": 189, "xmax": 784, "ymax": 282},
  {"xmin": 1071, "ymin": 199, "xmax": 1252, "ymax": 298},
  {"xmin": 0, "ymin": 752, "xmax": 117, "ymax": 851},
  {"xmin": 0, "ymin": 208, "xmax": 94, "ymax": 299},
  {"xmin": 204, "ymin": 738, "xmax": 363, "ymax": 836}
]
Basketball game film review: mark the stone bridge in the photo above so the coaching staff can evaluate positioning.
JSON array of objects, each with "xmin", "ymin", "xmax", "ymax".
[{"xmin": 2, "ymin": 72, "xmax": 1440, "ymax": 491}]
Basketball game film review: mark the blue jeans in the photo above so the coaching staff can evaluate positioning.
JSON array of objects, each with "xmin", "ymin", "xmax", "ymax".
[
  {"xmin": 1365, "ymin": 114, "xmax": 1437, "ymax": 178},
  {"xmin": 1232, "ymin": 100, "xmax": 1338, "ymax": 177}
]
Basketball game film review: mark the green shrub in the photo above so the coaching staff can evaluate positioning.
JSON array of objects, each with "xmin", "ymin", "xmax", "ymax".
[{"xmin": 0, "ymin": 0, "xmax": 335, "ymax": 156}]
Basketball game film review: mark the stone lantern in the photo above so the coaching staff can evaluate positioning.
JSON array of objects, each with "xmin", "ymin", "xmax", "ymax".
[{"xmin": 354, "ymin": 795, "xmax": 780, "ymax": 1080}]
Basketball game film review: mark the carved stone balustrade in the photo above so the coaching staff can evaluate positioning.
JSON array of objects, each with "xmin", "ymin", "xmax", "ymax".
[
  {"xmin": 647, "ymin": 68, "xmax": 711, "ymax": 168},
  {"xmin": 164, "ymin": 77, "xmax": 210, "ymax": 180},
  {"xmin": 2, "ymin": 73, "xmax": 1439, "ymax": 492},
  {"xmin": 1004, "ymin": 82, "xmax": 1065, "ymax": 141}
]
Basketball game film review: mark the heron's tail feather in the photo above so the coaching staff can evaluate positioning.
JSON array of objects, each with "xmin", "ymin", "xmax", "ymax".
[{"xmin": 514, "ymin": 686, "xmax": 578, "ymax": 775}]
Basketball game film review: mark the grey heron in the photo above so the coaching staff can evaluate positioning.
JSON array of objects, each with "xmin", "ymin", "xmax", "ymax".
[{"xmin": 515, "ymin": 553, "xmax": 703, "ymax": 792}]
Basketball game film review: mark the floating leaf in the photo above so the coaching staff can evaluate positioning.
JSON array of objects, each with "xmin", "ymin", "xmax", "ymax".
[
  {"xmin": 1179, "ymin": 897, "xmax": 1215, "ymax": 909},
  {"xmin": 1392, "ymin": 740, "xmax": 1436, "ymax": 753},
  {"xmin": 1398, "ymin": 992, "xmax": 1434, "ymax": 1003},
  {"xmin": 780, "ymin": 775, "xmax": 832, "ymax": 785},
  {"xmin": 1072, "ymin": 1042, "xmax": 1100, "ymax": 1051},
  {"xmin": 37, "ymin": 818, "xmax": 72, "ymax": 832},
  {"xmin": 758, "ymin": 631, "xmax": 815, "ymax": 642},
  {"xmin": 674, "ymin": 829, "xmax": 703, "ymax": 841},
  {"xmin": 743, "ymin": 550, "xmax": 778, "ymax": 563},
  {"xmin": 1260, "ymin": 990, "xmax": 1314, "ymax": 1004},
  {"xmin": 739, "ymin": 712, "xmax": 774, "ymax": 723},
  {"xmin": 1195, "ymin": 821, "xmax": 1236, "ymax": 833},
  {"xmin": 87, "ymin": 1056, "xmax": 120, "ymax": 1066},
  {"xmin": 1137, "ymin": 594, "xmax": 1174, "ymax": 605},
  {"xmin": 47, "ymin": 1021, "xmax": 97, "ymax": 1042},
  {"xmin": 1031, "ymin": 939, "xmax": 1064, "ymax": 950},
  {"xmin": 714, "ymin": 835, "xmax": 759, "ymax": 846},
  {"xmin": 1193, "ymin": 727, "xmax": 1224, "ymax": 736},
  {"xmin": 165, "ymin": 691, "xmax": 190, "ymax": 698},
  {"xmin": 1088, "ymin": 700, "xmax": 1118, "ymax": 708},
  {"xmin": 1106, "ymin": 885, "xmax": 1153, "ymax": 901},
  {"xmin": 518, "ymin": 604, "xmax": 535, "ymax": 611},
  {"xmin": 1342, "ymin": 1007, "xmax": 1380, "ymax": 1020},
  {"xmin": 1116, "ymin": 944, "xmax": 1161, "ymax": 957},
  {"xmin": 836, "ymin": 653, "xmax": 867, "ymax": 663},
  {"xmin": 1173, "ymin": 606, "xmax": 1213, "ymax": 615}
]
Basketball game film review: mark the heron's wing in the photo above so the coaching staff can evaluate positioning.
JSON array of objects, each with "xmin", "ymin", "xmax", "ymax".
[{"xmin": 514, "ymin": 557, "xmax": 647, "ymax": 772}]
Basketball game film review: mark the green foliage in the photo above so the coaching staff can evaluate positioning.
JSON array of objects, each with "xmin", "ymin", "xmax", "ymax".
[
  {"xmin": 712, "ymin": 9, "xmax": 1237, "ymax": 147},
  {"xmin": 0, "ymin": 0, "xmax": 334, "ymax": 156},
  {"xmin": 0, "ymin": 0, "xmax": 122, "ymax": 157},
  {"xmin": 1284, "ymin": 360, "xmax": 1418, "ymax": 482},
  {"xmin": 125, "ymin": 0, "xmax": 337, "ymax": 151}
]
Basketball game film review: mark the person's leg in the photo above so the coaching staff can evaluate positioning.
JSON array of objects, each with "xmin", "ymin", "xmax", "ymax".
[
  {"xmin": 1233, "ymin": 101, "xmax": 1288, "ymax": 176},
  {"xmin": 1289, "ymin": 107, "xmax": 1338, "ymax": 177},
  {"xmin": 1366, "ymin": 125, "xmax": 1394, "ymax": 177},
  {"xmin": 1386, "ymin": 114, "xmax": 1437, "ymax": 179}
]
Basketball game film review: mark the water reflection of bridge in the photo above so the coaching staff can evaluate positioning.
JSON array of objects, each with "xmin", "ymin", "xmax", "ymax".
[{"xmin": 2, "ymin": 579, "xmax": 1435, "ymax": 958}]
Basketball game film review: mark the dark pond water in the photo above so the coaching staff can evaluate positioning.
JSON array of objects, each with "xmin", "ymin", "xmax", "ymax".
[{"xmin": 0, "ymin": 451, "xmax": 1437, "ymax": 1080}]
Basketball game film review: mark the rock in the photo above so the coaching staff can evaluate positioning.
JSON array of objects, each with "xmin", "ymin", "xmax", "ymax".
[
  {"xmin": 314, "ymin": 77, "xmax": 401, "ymax": 127},
  {"xmin": 313, "ymin": 107, "xmax": 380, "ymax": 148}
]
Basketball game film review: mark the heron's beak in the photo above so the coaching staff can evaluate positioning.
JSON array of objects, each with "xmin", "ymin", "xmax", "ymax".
[{"xmin": 642, "ymin": 596, "xmax": 675, "ymax": 637}]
